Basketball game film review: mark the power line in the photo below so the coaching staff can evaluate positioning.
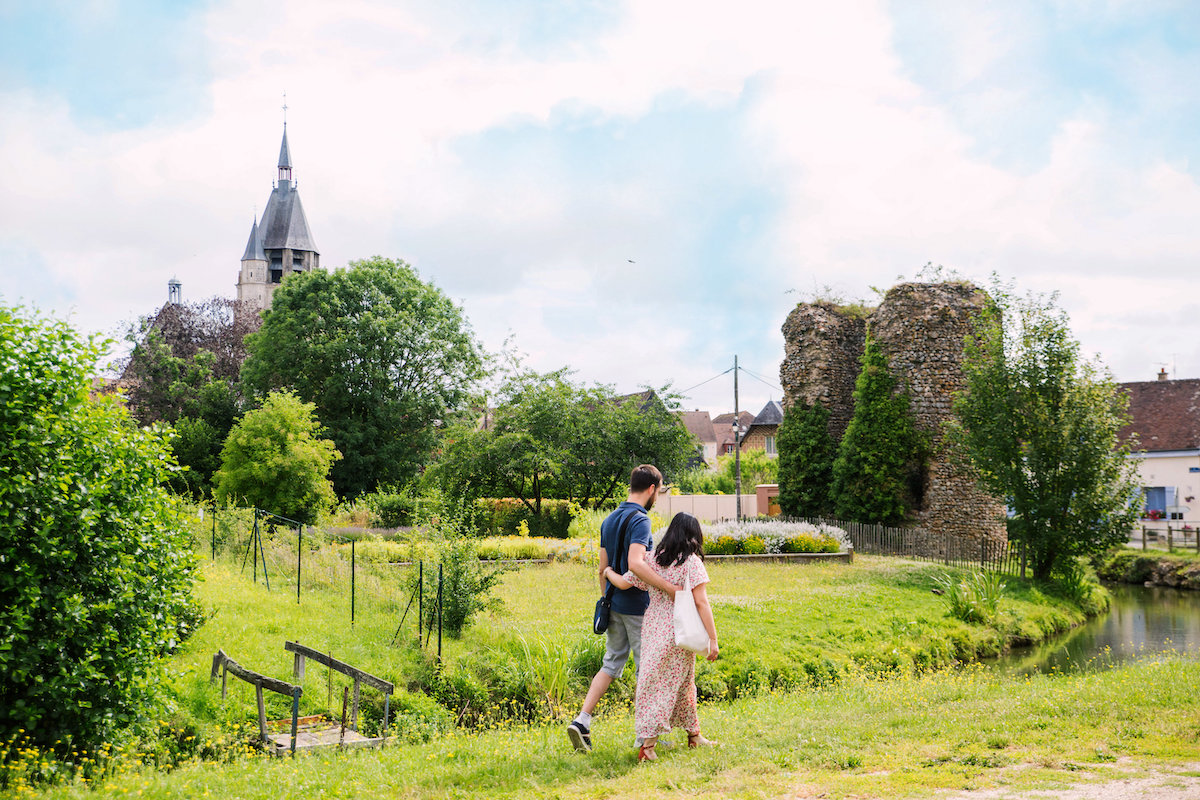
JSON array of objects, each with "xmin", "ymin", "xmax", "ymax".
[
  {"xmin": 681, "ymin": 367, "xmax": 734, "ymax": 395},
  {"xmin": 738, "ymin": 365, "xmax": 782, "ymax": 393}
]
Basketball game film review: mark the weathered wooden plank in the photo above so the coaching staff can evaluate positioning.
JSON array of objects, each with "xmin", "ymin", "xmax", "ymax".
[
  {"xmin": 211, "ymin": 650, "xmax": 302, "ymax": 698},
  {"xmin": 284, "ymin": 641, "xmax": 394, "ymax": 693}
]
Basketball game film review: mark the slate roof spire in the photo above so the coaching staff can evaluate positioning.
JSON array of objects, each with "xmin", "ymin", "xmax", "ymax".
[
  {"xmin": 278, "ymin": 124, "xmax": 293, "ymax": 183},
  {"xmin": 241, "ymin": 216, "xmax": 265, "ymax": 262}
]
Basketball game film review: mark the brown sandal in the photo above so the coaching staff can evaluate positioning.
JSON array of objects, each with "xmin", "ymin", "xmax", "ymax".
[
  {"xmin": 687, "ymin": 732, "xmax": 717, "ymax": 748},
  {"xmin": 637, "ymin": 741, "xmax": 658, "ymax": 762}
]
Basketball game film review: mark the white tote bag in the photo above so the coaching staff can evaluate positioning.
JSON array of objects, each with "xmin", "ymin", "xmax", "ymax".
[{"xmin": 673, "ymin": 575, "xmax": 710, "ymax": 653}]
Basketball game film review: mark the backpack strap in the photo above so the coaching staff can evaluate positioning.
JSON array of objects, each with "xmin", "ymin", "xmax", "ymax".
[{"xmin": 605, "ymin": 509, "xmax": 641, "ymax": 598}]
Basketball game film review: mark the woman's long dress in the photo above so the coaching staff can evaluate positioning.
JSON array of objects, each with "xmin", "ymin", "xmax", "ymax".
[{"xmin": 624, "ymin": 552, "xmax": 710, "ymax": 740}]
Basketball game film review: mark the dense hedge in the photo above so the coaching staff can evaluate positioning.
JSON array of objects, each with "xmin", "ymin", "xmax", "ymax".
[
  {"xmin": 1094, "ymin": 548, "xmax": 1200, "ymax": 589},
  {"xmin": 474, "ymin": 498, "xmax": 574, "ymax": 538}
]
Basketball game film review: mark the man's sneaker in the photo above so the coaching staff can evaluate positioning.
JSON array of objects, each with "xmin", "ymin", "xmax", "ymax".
[{"xmin": 567, "ymin": 720, "xmax": 592, "ymax": 753}]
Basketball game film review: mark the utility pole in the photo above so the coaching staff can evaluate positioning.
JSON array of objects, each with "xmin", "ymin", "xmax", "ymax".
[{"xmin": 734, "ymin": 355, "xmax": 742, "ymax": 521}]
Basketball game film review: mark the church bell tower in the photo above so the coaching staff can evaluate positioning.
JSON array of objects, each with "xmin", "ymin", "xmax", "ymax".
[{"xmin": 237, "ymin": 122, "xmax": 320, "ymax": 309}]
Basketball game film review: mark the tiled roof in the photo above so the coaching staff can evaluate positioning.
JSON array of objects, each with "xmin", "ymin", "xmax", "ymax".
[
  {"xmin": 678, "ymin": 410, "xmax": 717, "ymax": 443},
  {"xmin": 1121, "ymin": 378, "xmax": 1200, "ymax": 452}
]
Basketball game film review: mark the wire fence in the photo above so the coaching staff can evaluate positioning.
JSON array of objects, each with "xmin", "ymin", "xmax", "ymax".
[{"xmin": 191, "ymin": 505, "xmax": 445, "ymax": 656}]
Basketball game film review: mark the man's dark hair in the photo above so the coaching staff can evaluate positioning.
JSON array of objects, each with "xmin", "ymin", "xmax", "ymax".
[{"xmin": 630, "ymin": 464, "xmax": 663, "ymax": 493}]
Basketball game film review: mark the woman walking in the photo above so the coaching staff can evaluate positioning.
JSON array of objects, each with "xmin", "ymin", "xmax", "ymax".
[{"xmin": 603, "ymin": 512, "xmax": 719, "ymax": 761}]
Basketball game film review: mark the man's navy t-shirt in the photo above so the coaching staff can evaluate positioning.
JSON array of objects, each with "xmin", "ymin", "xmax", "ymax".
[{"xmin": 600, "ymin": 501, "xmax": 653, "ymax": 615}]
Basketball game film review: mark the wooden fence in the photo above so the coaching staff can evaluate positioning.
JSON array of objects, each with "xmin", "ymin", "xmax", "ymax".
[{"xmin": 786, "ymin": 517, "xmax": 1028, "ymax": 578}]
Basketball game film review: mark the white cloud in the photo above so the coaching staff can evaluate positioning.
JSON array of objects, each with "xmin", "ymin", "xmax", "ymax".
[{"xmin": 2, "ymin": 0, "xmax": 1200, "ymax": 417}]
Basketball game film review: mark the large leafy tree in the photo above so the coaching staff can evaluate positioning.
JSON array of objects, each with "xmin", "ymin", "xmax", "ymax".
[
  {"xmin": 0, "ymin": 306, "xmax": 197, "ymax": 750},
  {"xmin": 777, "ymin": 401, "xmax": 836, "ymax": 517},
  {"xmin": 213, "ymin": 391, "xmax": 341, "ymax": 523},
  {"xmin": 831, "ymin": 333, "xmax": 924, "ymax": 525},
  {"xmin": 118, "ymin": 297, "xmax": 252, "ymax": 497},
  {"xmin": 435, "ymin": 370, "xmax": 694, "ymax": 512},
  {"xmin": 950, "ymin": 287, "xmax": 1139, "ymax": 580},
  {"xmin": 241, "ymin": 257, "xmax": 485, "ymax": 497}
]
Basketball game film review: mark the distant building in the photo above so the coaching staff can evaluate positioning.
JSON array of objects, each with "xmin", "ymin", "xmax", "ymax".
[
  {"xmin": 740, "ymin": 400, "xmax": 784, "ymax": 457},
  {"xmin": 678, "ymin": 410, "xmax": 718, "ymax": 466},
  {"xmin": 237, "ymin": 125, "xmax": 320, "ymax": 309},
  {"xmin": 712, "ymin": 411, "xmax": 754, "ymax": 456},
  {"xmin": 1121, "ymin": 372, "xmax": 1200, "ymax": 520}
]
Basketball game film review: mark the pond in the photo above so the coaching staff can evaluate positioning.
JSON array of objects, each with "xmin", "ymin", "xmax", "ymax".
[{"xmin": 993, "ymin": 583, "xmax": 1200, "ymax": 673}]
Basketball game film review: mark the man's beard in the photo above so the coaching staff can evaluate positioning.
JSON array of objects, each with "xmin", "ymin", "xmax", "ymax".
[{"xmin": 643, "ymin": 491, "xmax": 656, "ymax": 511}]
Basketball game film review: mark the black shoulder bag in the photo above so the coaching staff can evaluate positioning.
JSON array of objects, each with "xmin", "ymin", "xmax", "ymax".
[{"xmin": 592, "ymin": 511, "xmax": 636, "ymax": 634}]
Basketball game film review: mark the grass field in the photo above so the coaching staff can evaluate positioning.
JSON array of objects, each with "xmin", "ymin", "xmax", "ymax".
[
  {"xmin": 20, "ymin": 656, "xmax": 1200, "ymax": 799},
  {"xmin": 0, "ymin": 549, "xmax": 1143, "ymax": 798}
]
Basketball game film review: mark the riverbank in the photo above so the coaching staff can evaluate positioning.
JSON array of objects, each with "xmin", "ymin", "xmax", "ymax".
[
  {"xmin": 16, "ymin": 656, "xmax": 1200, "ymax": 800},
  {"xmin": 1095, "ymin": 547, "xmax": 1200, "ymax": 589}
]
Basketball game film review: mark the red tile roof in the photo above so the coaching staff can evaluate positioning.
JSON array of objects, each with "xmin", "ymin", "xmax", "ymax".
[{"xmin": 1121, "ymin": 379, "xmax": 1200, "ymax": 452}]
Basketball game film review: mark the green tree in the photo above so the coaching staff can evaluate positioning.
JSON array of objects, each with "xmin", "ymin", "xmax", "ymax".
[
  {"xmin": 434, "ymin": 371, "xmax": 694, "ymax": 512},
  {"xmin": 0, "ymin": 306, "xmax": 197, "ymax": 750},
  {"xmin": 777, "ymin": 401, "xmax": 836, "ymax": 517},
  {"xmin": 213, "ymin": 391, "xmax": 341, "ymax": 523},
  {"xmin": 950, "ymin": 287, "xmax": 1139, "ymax": 580},
  {"xmin": 118, "ymin": 328, "xmax": 240, "ymax": 497},
  {"xmin": 832, "ymin": 333, "xmax": 923, "ymax": 525},
  {"xmin": 241, "ymin": 257, "xmax": 484, "ymax": 497}
]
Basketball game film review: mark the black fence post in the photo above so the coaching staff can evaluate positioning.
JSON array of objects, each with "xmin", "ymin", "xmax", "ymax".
[
  {"xmin": 211, "ymin": 504, "xmax": 217, "ymax": 561},
  {"xmin": 437, "ymin": 563, "xmax": 443, "ymax": 663},
  {"xmin": 253, "ymin": 512, "xmax": 260, "ymax": 584},
  {"xmin": 351, "ymin": 538, "xmax": 356, "ymax": 626},
  {"xmin": 297, "ymin": 525, "xmax": 302, "ymax": 605}
]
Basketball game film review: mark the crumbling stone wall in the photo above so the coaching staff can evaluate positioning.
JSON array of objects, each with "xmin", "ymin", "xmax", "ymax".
[
  {"xmin": 779, "ymin": 303, "xmax": 865, "ymax": 443},
  {"xmin": 779, "ymin": 282, "xmax": 1007, "ymax": 546}
]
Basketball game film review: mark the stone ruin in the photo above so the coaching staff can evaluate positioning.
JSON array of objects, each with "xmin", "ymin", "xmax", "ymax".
[{"xmin": 779, "ymin": 281, "xmax": 1007, "ymax": 547}]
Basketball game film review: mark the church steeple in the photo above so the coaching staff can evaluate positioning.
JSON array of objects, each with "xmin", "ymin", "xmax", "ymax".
[
  {"xmin": 237, "ymin": 118, "xmax": 320, "ymax": 310},
  {"xmin": 277, "ymin": 125, "xmax": 293, "ymax": 184}
]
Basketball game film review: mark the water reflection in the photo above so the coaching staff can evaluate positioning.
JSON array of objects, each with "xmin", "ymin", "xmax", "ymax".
[{"xmin": 994, "ymin": 583, "xmax": 1200, "ymax": 673}]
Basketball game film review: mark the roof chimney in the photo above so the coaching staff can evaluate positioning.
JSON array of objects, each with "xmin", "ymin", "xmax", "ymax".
[{"xmin": 1158, "ymin": 367, "xmax": 1169, "ymax": 381}]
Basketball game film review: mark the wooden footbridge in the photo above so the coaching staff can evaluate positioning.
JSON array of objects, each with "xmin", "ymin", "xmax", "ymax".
[{"xmin": 211, "ymin": 641, "xmax": 394, "ymax": 755}]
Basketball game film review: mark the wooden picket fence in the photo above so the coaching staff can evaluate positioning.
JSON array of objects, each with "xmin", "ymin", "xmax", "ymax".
[{"xmin": 786, "ymin": 517, "xmax": 1028, "ymax": 578}]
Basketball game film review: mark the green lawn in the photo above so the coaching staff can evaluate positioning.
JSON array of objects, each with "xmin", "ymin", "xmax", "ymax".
[
  {"xmin": 1, "ymin": 551, "xmax": 1130, "ymax": 798},
  {"xmin": 22, "ymin": 657, "xmax": 1200, "ymax": 799}
]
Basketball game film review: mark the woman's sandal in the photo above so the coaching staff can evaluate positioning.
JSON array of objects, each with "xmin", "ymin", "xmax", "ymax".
[
  {"xmin": 637, "ymin": 741, "xmax": 658, "ymax": 762},
  {"xmin": 687, "ymin": 732, "xmax": 717, "ymax": 748}
]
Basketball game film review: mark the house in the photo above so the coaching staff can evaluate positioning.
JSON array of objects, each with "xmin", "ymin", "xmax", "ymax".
[
  {"xmin": 712, "ymin": 411, "xmax": 754, "ymax": 456},
  {"xmin": 678, "ymin": 410, "xmax": 718, "ymax": 466},
  {"xmin": 739, "ymin": 400, "xmax": 784, "ymax": 457},
  {"xmin": 1121, "ymin": 373, "xmax": 1200, "ymax": 519}
]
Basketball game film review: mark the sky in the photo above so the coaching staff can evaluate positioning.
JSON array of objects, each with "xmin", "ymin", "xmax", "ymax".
[{"xmin": 3, "ymin": 0, "xmax": 1200, "ymax": 419}]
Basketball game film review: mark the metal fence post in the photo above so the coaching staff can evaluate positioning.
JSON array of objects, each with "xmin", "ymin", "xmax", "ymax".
[
  {"xmin": 212, "ymin": 504, "xmax": 217, "ymax": 560},
  {"xmin": 351, "ymin": 538, "xmax": 356, "ymax": 625},
  {"xmin": 437, "ymin": 563, "xmax": 443, "ymax": 663},
  {"xmin": 297, "ymin": 525, "xmax": 302, "ymax": 605}
]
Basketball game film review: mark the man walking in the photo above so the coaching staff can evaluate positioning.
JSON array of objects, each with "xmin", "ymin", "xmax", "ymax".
[{"xmin": 567, "ymin": 464, "xmax": 678, "ymax": 752}]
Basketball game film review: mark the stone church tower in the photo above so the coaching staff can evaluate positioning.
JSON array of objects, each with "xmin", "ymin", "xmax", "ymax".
[{"xmin": 237, "ymin": 125, "xmax": 320, "ymax": 308}]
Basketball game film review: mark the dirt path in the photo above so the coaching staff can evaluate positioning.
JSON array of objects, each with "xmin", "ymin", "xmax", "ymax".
[{"xmin": 937, "ymin": 762, "xmax": 1200, "ymax": 800}]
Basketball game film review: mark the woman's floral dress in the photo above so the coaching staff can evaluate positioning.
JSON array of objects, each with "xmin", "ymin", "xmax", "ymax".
[{"xmin": 624, "ymin": 552, "xmax": 710, "ymax": 740}]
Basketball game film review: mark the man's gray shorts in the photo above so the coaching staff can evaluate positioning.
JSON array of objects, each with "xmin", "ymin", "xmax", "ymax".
[{"xmin": 601, "ymin": 611, "xmax": 643, "ymax": 678}]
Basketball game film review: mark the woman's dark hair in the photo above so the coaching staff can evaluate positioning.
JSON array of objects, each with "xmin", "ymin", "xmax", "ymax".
[{"xmin": 655, "ymin": 512, "xmax": 704, "ymax": 568}]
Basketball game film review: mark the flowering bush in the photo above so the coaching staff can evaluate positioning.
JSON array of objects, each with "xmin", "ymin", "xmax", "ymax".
[{"xmin": 687, "ymin": 520, "xmax": 850, "ymax": 556}]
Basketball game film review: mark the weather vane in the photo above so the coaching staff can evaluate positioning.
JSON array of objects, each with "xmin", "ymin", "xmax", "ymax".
[{"xmin": 282, "ymin": 91, "xmax": 288, "ymax": 126}]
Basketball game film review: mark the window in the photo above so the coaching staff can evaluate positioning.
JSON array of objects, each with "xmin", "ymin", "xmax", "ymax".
[{"xmin": 764, "ymin": 435, "xmax": 776, "ymax": 455}]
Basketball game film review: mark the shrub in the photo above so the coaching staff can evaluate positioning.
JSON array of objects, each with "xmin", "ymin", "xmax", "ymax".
[
  {"xmin": 417, "ymin": 537, "xmax": 506, "ymax": 638},
  {"xmin": 0, "ymin": 306, "xmax": 198, "ymax": 751},
  {"xmin": 698, "ymin": 520, "xmax": 850, "ymax": 556},
  {"xmin": 707, "ymin": 535, "xmax": 740, "ymax": 556},
  {"xmin": 366, "ymin": 490, "xmax": 417, "ymax": 528},
  {"xmin": 742, "ymin": 535, "xmax": 767, "ymax": 555},
  {"xmin": 475, "ymin": 498, "xmax": 573, "ymax": 538},
  {"xmin": 782, "ymin": 533, "xmax": 840, "ymax": 554},
  {"xmin": 777, "ymin": 401, "xmax": 837, "ymax": 517},
  {"xmin": 831, "ymin": 332, "xmax": 924, "ymax": 525}
]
